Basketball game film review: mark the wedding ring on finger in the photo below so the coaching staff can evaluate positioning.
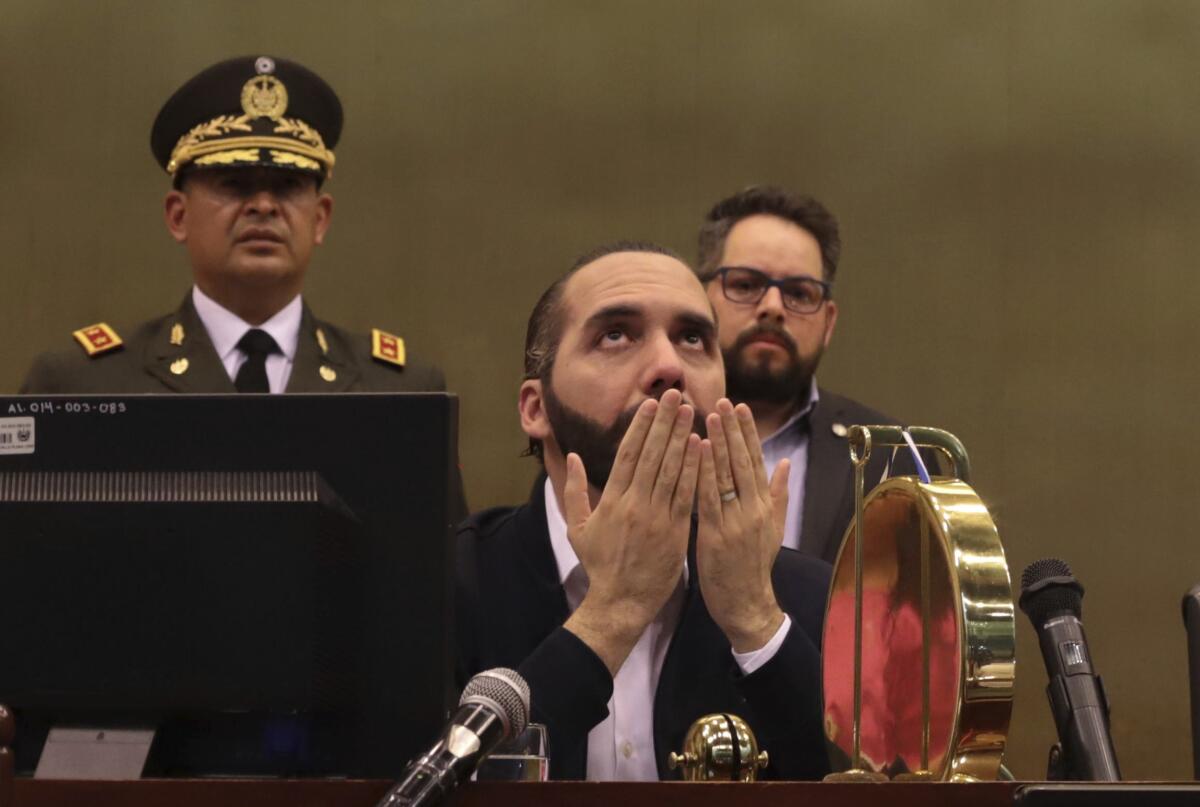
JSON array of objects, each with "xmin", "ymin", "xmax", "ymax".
[{"xmin": 720, "ymin": 489, "xmax": 738, "ymax": 503}]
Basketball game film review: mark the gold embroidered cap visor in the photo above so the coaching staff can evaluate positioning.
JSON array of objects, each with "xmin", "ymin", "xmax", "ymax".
[{"xmin": 151, "ymin": 56, "xmax": 342, "ymax": 181}]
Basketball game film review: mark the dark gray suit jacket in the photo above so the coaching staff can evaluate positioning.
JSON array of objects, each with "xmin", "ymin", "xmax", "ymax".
[{"xmin": 799, "ymin": 387, "xmax": 924, "ymax": 563}]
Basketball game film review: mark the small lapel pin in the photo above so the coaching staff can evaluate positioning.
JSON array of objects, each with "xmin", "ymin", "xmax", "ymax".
[
  {"xmin": 832, "ymin": 422, "xmax": 848, "ymax": 437},
  {"xmin": 319, "ymin": 365, "xmax": 337, "ymax": 382},
  {"xmin": 170, "ymin": 323, "xmax": 185, "ymax": 346},
  {"xmin": 315, "ymin": 328, "xmax": 329, "ymax": 355},
  {"xmin": 170, "ymin": 358, "xmax": 189, "ymax": 375}
]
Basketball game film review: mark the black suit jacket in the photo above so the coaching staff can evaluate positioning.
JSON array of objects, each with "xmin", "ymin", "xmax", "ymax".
[
  {"xmin": 799, "ymin": 387, "xmax": 926, "ymax": 563},
  {"xmin": 456, "ymin": 481, "xmax": 832, "ymax": 780}
]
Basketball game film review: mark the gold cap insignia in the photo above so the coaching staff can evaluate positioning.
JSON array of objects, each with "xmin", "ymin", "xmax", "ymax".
[
  {"xmin": 315, "ymin": 328, "xmax": 329, "ymax": 355},
  {"xmin": 371, "ymin": 329, "xmax": 406, "ymax": 368},
  {"xmin": 170, "ymin": 358, "xmax": 190, "ymax": 376},
  {"xmin": 319, "ymin": 365, "xmax": 337, "ymax": 382},
  {"xmin": 170, "ymin": 323, "xmax": 185, "ymax": 346},
  {"xmin": 241, "ymin": 75, "xmax": 288, "ymax": 120},
  {"xmin": 72, "ymin": 323, "xmax": 124, "ymax": 357}
]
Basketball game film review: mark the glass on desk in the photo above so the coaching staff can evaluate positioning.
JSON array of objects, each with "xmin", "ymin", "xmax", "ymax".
[{"xmin": 474, "ymin": 723, "xmax": 548, "ymax": 782}]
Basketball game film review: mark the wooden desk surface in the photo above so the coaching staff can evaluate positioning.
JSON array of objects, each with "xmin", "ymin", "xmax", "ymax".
[{"xmin": 15, "ymin": 779, "xmax": 1021, "ymax": 807}]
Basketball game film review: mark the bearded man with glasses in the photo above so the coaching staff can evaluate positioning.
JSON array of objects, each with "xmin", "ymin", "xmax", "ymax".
[{"xmin": 697, "ymin": 186, "xmax": 919, "ymax": 563}]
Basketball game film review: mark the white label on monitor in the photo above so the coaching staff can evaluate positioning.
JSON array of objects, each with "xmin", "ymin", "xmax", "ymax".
[{"xmin": 0, "ymin": 416, "xmax": 34, "ymax": 454}]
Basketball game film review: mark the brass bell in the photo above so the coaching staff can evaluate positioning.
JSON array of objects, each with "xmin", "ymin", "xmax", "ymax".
[{"xmin": 667, "ymin": 713, "xmax": 768, "ymax": 781}]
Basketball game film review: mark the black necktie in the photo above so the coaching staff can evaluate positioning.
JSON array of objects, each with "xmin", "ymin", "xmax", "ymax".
[{"xmin": 235, "ymin": 329, "xmax": 280, "ymax": 393}]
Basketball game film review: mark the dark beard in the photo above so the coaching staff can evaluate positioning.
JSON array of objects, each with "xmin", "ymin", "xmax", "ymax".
[
  {"xmin": 543, "ymin": 383, "xmax": 707, "ymax": 491},
  {"xmin": 723, "ymin": 323, "xmax": 820, "ymax": 406}
]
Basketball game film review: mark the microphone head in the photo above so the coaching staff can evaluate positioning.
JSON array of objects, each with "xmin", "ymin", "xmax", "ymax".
[
  {"xmin": 460, "ymin": 668, "xmax": 531, "ymax": 739},
  {"xmin": 1021, "ymin": 557, "xmax": 1073, "ymax": 590},
  {"xmin": 1183, "ymin": 583, "xmax": 1200, "ymax": 625},
  {"xmin": 1019, "ymin": 557, "xmax": 1084, "ymax": 624}
]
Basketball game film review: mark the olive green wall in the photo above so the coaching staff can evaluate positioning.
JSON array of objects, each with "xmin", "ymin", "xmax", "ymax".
[{"xmin": 2, "ymin": 0, "xmax": 1196, "ymax": 780}]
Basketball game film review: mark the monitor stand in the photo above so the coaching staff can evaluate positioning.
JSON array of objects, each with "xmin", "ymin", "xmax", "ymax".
[{"xmin": 34, "ymin": 726, "xmax": 154, "ymax": 780}]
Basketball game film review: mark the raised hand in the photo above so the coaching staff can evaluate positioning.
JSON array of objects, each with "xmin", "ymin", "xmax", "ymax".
[
  {"xmin": 696, "ymin": 398, "xmax": 790, "ymax": 653},
  {"xmin": 561, "ymin": 389, "xmax": 701, "ymax": 675}
]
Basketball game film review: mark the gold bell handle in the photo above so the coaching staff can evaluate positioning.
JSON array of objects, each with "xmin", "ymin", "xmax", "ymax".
[
  {"xmin": 848, "ymin": 425, "xmax": 971, "ymax": 482},
  {"xmin": 755, "ymin": 750, "xmax": 769, "ymax": 770},
  {"xmin": 668, "ymin": 751, "xmax": 696, "ymax": 771}
]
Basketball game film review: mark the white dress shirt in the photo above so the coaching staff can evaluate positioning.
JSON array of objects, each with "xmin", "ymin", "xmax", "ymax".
[
  {"xmin": 761, "ymin": 381, "xmax": 820, "ymax": 551},
  {"xmin": 543, "ymin": 477, "xmax": 791, "ymax": 781},
  {"xmin": 191, "ymin": 286, "xmax": 303, "ymax": 394}
]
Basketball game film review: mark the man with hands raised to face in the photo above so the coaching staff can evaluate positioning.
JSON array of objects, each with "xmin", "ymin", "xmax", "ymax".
[{"xmin": 456, "ymin": 242, "xmax": 831, "ymax": 781}]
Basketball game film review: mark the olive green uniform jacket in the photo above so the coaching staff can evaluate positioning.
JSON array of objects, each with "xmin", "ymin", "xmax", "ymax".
[
  {"xmin": 18, "ymin": 294, "xmax": 467, "ymax": 517},
  {"xmin": 20, "ymin": 295, "xmax": 444, "ymax": 395}
]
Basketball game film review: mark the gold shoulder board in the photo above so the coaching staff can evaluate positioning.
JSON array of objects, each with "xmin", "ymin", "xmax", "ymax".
[
  {"xmin": 72, "ymin": 322, "xmax": 124, "ymax": 357},
  {"xmin": 371, "ymin": 328, "xmax": 406, "ymax": 367}
]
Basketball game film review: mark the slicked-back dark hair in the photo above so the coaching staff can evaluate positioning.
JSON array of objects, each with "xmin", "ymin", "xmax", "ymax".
[
  {"xmin": 697, "ymin": 185, "xmax": 841, "ymax": 281},
  {"xmin": 522, "ymin": 239, "xmax": 684, "ymax": 458}
]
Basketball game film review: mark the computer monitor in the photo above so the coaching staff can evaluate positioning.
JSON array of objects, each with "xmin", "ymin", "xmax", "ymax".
[{"xmin": 0, "ymin": 393, "xmax": 459, "ymax": 778}]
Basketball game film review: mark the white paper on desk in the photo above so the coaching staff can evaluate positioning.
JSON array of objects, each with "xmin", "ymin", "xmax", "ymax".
[{"xmin": 34, "ymin": 727, "xmax": 154, "ymax": 780}]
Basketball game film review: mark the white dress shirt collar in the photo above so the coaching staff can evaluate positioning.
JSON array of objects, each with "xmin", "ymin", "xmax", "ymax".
[
  {"xmin": 544, "ymin": 476, "xmax": 582, "ymax": 590},
  {"xmin": 760, "ymin": 378, "xmax": 821, "ymax": 446},
  {"xmin": 191, "ymin": 286, "xmax": 303, "ymax": 364}
]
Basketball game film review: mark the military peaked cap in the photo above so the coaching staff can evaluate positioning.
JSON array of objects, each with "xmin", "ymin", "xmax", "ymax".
[{"xmin": 151, "ymin": 55, "xmax": 342, "ymax": 180}]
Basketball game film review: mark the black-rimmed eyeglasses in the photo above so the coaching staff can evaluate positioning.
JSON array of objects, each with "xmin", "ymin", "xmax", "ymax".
[{"xmin": 705, "ymin": 266, "xmax": 833, "ymax": 314}]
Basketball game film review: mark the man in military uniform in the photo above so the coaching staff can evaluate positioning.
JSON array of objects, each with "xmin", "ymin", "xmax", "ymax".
[{"xmin": 21, "ymin": 55, "xmax": 442, "ymax": 395}]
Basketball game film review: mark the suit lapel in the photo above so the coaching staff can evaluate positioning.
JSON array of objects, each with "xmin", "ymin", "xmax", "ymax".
[
  {"xmin": 143, "ymin": 295, "xmax": 236, "ymax": 393},
  {"xmin": 653, "ymin": 529, "xmax": 728, "ymax": 778},
  {"xmin": 285, "ymin": 305, "xmax": 360, "ymax": 392},
  {"xmin": 800, "ymin": 390, "xmax": 854, "ymax": 560},
  {"xmin": 514, "ymin": 478, "xmax": 571, "ymax": 608},
  {"xmin": 659, "ymin": 529, "xmax": 799, "ymax": 778},
  {"xmin": 140, "ymin": 297, "xmax": 368, "ymax": 394},
  {"xmin": 514, "ymin": 482, "xmax": 584, "ymax": 776}
]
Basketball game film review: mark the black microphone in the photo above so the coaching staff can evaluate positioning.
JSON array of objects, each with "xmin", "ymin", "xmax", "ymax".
[
  {"xmin": 1183, "ymin": 583, "xmax": 1200, "ymax": 780},
  {"xmin": 1018, "ymin": 558, "xmax": 1120, "ymax": 781},
  {"xmin": 375, "ymin": 668, "xmax": 531, "ymax": 807}
]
